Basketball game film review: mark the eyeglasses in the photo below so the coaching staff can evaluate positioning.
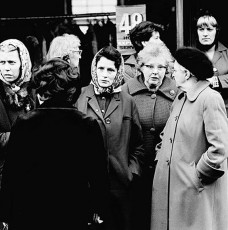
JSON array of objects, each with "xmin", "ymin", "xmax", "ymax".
[
  {"xmin": 144, "ymin": 64, "xmax": 166, "ymax": 71},
  {"xmin": 71, "ymin": 49, "xmax": 82, "ymax": 56}
]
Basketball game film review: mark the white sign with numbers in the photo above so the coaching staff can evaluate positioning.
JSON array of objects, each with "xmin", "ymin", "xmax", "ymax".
[{"xmin": 116, "ymin": 4, "xmax": 146, "ymax": 55}]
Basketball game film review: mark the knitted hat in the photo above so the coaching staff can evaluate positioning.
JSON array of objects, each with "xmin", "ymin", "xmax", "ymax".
[{"xmin": 174, "ymin": 46, "xmax": 214, "ymax": 80}]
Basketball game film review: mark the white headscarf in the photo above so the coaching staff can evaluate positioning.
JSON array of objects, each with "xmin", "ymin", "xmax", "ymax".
[{"xmin": 0, "ymin": 39, "xmax": 33, "ymax": 109}]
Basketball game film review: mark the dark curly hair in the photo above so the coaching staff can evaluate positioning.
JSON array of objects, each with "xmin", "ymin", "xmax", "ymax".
[{"xmin": 30, "ymin": 58, "xmax": 81, "ymax": 104}]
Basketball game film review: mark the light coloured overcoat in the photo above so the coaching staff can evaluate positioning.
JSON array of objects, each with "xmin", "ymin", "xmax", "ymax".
[{"xmin": 151, "ymin": 81, "xmax": 228, "ymax": 230}]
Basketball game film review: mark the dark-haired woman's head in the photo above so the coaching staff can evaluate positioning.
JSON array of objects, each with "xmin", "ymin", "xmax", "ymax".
[
  {"xmin": 129, "ymin": 21, "xmax": 165, "ymax": 53},
  {"xmin": 31, "ymin": 58, "xmax": 81, "ymax": 104}
]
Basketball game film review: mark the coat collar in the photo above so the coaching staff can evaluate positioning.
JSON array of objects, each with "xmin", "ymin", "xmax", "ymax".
[
  {"xmin": 84, "ymin": 84, "xmax": 121, "ymax": 119},
  {"xmin": 124, "ymin": 54, "xmax": 137, "ymax": 66},
  {"xmin": 38, "ymin": 98, "xmax": 74, "ymax": 108},
  {"xmin": 213, "ymin": 42, "xmax": 228, "ymax": 63},
  {"xmin": 126, "ymin": 74, "xmax": 178, "ymax": 100},
  {"xmin": 186, "ymin": 80, "xmax": 210, "ymax": 102}
]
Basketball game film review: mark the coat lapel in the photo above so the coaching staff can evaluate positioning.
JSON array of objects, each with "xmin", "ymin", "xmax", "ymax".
[{"xmin": 104, "ymin": 93, "xmax": 120, "ymax": 119}]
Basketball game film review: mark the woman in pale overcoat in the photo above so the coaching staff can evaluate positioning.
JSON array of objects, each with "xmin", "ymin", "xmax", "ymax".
[
  {"xmin": 76, "ymin": 45, "xmax": 144, "ymax": 230},
  {"xmin": 151, "ymin": 47, "xmax": 228, "ymax": 230}
]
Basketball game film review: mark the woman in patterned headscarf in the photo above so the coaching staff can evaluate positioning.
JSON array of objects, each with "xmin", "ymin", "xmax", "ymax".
[
  {"xmin": 0, "ymin": 39, "xmax": 35, "ymax": 155},
  {"xmin": 76, "ymin": 45, "xmax": 144, "ymax": 230}
]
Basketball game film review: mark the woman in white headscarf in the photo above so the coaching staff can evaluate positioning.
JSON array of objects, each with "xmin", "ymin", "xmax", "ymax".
[
  {"xmin": 76, "ymin": 45, "xmax": 144, "ymax": 230},
  {"xmin": 0, "ymin": 38, "xmax": 35, "ymax": 166}
]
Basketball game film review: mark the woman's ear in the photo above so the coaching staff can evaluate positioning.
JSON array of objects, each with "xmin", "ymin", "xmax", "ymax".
[
  {"xmin": 142, "ymin": 41, "xmax": 148, "ymax": 47},
  {"xmin": 184, "ymin": 69, "xmax": 191, "ymax": 80}
]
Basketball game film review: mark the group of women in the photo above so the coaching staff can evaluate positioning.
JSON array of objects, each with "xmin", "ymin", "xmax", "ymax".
[{"xmin": 0, "ymin": 9, "xmax": 228, "ymax": 230}]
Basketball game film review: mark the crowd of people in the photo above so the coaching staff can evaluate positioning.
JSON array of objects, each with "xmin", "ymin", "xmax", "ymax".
[{"xmin": 0, "ymin": 8, "xmax": 228, "ymax": 230}]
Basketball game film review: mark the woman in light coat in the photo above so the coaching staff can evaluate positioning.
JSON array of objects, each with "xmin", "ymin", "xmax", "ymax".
[
  {"xmin": 76, "ymin": 45, "xmax": 144, "ymax": 230},
  {"xmin": 151, "ymin": 47, "xmax": 228, "ymax": 230}
]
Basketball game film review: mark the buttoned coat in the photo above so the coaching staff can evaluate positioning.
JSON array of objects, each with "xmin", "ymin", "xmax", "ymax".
[
  {"xmin": 122, "ymin": 74, "xmax": 178, "ymax": 166},
  {"xmin": 76, "ymin": 84, "xmax": 144, "ymax": 190},
  {"xmin": 151, "ymin": 81, "xmax": 228, "ymax": 230},
  {"xmin": 211, "ymin": 42, "xmax": 228, "ymax": 115}
]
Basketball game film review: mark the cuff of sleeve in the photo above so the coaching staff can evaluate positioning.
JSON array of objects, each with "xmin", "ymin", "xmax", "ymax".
[{"xmin": 196, "ymin": 154, "xmax": 224, "ymax": 179}]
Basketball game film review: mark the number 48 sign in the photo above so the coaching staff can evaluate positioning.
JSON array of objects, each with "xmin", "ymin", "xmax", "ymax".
[
  {"xmin": 116, "ymin": 4, "xmax": 146, "ymax": 55},
  {"xmin": 119, "ymin": 12, "xmax": 144, "ymax": 35}
]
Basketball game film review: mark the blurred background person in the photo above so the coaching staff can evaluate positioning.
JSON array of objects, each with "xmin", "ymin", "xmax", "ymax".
[
  {"xmin": 123, "ymin": 21, "xmax": 165, "ymax": 83},
  {"xmin": 121, "ymin": 41, "xmax": 178, "ymax": 230},
  {"xmin": 0, "ymin": 58, "xmax": 108, "ymax": 230},
  {"xmin": 195, "ymin": 9, "xmax": 228, "ymax": 115},
  {"xmin": 151, "ymin": 46, "xmax": 228, "ymax": 230},
  {"xmin": 24, "ymin": 35, "xmax": 43, "ymax": 73},
  {"xmin": 76, "ymin": 45, "xmax": 144, "ymax": 230},
  {"xmin": 46, "ymin": 33, "xmax": 82, "ymax": 69}
]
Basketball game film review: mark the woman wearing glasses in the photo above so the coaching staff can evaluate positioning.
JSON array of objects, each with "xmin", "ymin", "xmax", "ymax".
[
  {"xmin": 122, "ymin": 41, "xmax": 178, "ymax": 230},
  {"xmin": 46, "ymin": 33, "xmax": 82, "ymax": 68}
]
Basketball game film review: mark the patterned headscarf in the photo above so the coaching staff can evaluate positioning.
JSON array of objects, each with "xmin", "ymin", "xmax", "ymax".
[
  {"xmin": 91, "ymin": 46, "xmax": 124, "ymax": 95},
  {"xmin": 0, "ymin": 39, "xmax": 33, "ymax": 110}
]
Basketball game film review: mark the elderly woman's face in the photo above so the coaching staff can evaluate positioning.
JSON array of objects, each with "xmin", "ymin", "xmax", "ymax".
[
  {"xmin": 69, "ymin": 48, "xmax": 82, "ymax": 67},
  {"xmin": 172, "ymin": 61, "xmax": 187, "ymax": 89},
  {"xmin": 96, "ymin": 57, "xmax": 117, "ymax": 88},
  {"xmin": 0, "ymin": 50, "xmax": 21, "ymax": 83},
  {"xmin": 141, "ymin": 56, "xmax": 166, "ymax": 90}
]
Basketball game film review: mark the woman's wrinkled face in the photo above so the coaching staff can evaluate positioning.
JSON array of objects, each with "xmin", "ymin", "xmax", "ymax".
[
  {"xmin": 69, "ymin": 48, "xmax": 82, "ymax": 67},
  {"xmin": 172, "ymin": 61, "xmax": 187, "ymax": 89},
  {"xmin": 0, "ymin": 50, "xmax": 21, "ymax": 83},
  {"xmin": 197, "ymin": 25, "xmax": 216, "ymax": 46},
  {"xmin": 141, "ymin": 56, "xmax": 166, "ymax": 90},
  {"xmin": 96, "ymin": 57, "xmax": 117, "ymax": 88}
]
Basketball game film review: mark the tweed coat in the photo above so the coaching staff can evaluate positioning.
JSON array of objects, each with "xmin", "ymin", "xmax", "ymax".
[
  {"xmin": 122, "ymin": 74, "xmax": 178, "ymax": 167},
  {"xmin": 0, "ymin": 99, "xmax": 109, "ymax": 230},
  {"xmin": 211, "ymin": 42, "xmax": 228, "ymax": 115},
  {"xmin": 76, "ymin": 84, "xmax": 144, "ymax": 190},
  {"xmin": 151, "ymin": 81, "xmax": 228, "ymax": 230}
]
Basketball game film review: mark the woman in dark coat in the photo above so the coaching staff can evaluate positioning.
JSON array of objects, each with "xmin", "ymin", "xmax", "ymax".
[
  {"xmin": 76, "ymin": 45, "xmax": 144, "ymax": 230},
  {"xmin": 195, "ymin": 10, "xmax": 228, "ymax": 115},
  {"xmin": 0, "ymin": 58, "xmax": 108, "ymax": 230},
  {"xmin": 122, "ymin": 41, "xmax": 178, "ymax": 230}
]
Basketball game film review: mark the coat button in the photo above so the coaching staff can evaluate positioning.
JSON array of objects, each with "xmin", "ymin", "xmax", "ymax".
[
  {"xmin": 150, "ymin": 127, "xmax": 155, "ymax": 133},
  {"xmin": 105, "ymin": 118, "xmax": 111, "ymax": 124},
  {"xmin": 151, "ymin": 94, "xmax": 156, "ymax": 99},
  {"xmin": 170, "ymin": 90, "xmax": 175, "ymax": 96}
]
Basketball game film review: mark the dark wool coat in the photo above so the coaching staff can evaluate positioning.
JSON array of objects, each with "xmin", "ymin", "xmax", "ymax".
[
  {"xmin": 0, "ymin": 99, "xmax": 109, "ymax": 230},
  {"xmin": 76, "ymin": 85, "xmax": 144, "ymax": 230},
  {"xmin": 121, "ymin": 74, "xmax": 178, "ymax": 230},
  {"xmin": 151, "ymin": 81, "xmax": 228, "ymax": 230},
  {"xmin": 76, "ymin": 85, "xmax": 144, "ymax": 190},
  {"xmin": 211, "ymin": 42, "xmax": 228, "ymax": 115}
]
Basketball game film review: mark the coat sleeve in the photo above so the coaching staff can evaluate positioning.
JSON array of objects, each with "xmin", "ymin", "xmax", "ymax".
[
  {"xmin": 86, "ymin": 118, "xmax": 109, "ymax": 219},
  {"xmin": 128, "ymin": 98, "xmax": 145, "ymax": 177},
  {"xmin": 196, "ymin": 91, "xmax": 228, "ymax": 180},
  {"xmin": 0, "ymin": 117, "xmax": 25, "ymax": 223}
]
